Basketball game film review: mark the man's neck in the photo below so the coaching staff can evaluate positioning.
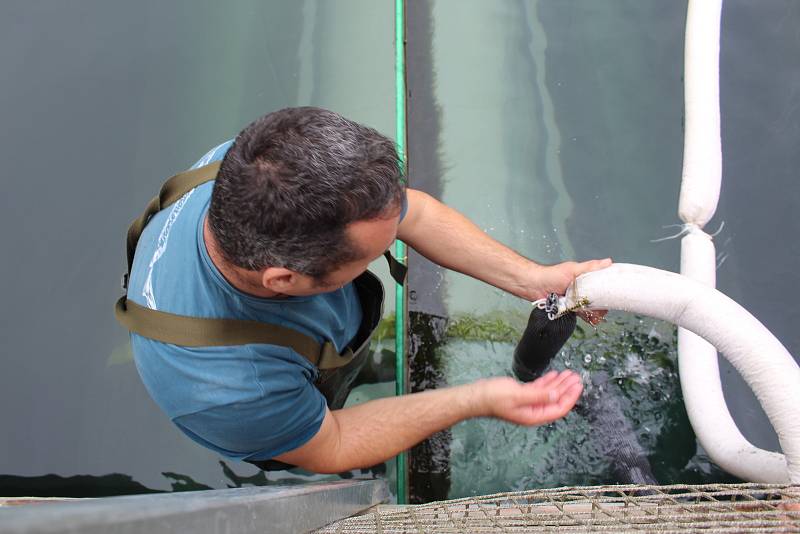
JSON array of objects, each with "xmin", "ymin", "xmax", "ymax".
[{"xmin": 202, "ymin": 216, "xmax": 284, "ymax": 299}]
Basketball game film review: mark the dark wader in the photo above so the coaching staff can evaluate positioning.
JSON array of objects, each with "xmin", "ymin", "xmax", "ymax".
[{"xmin": 115, "ymin": 161, "xmax": 406, "ymax": 471}]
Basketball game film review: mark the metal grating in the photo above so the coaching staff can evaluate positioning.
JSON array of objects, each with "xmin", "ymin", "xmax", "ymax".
[{"xmin": 317, "ymin": 483, "xmax": 800, "ymax": 533}]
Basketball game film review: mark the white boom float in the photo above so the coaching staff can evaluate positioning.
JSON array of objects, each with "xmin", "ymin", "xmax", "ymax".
[
  {"xmin": 561, "ymin": 0, "xmax": 800, "ymax": 483},
  {"xmin": 678, "ymin": 0, "xmax": 794, "ymax": 482},
  {"xmin": 561, "ymin": 265, "xmax": 800, "ymax": 483}
]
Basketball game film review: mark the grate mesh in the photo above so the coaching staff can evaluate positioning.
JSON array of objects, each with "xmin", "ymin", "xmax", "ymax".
[{"xmin": 317, "ymin": 483, "xmax": 800, "ymax": 533}]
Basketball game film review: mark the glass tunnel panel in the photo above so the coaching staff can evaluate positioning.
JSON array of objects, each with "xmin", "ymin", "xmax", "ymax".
[{"xmin": 404, "ymin": 0, "xmax": 800, "ymax": 502}]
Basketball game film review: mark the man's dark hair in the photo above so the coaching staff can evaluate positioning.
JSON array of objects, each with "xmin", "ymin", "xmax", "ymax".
[{"xmin": 208, "ymin": 107, "xmax": 404, "ymax": 279}]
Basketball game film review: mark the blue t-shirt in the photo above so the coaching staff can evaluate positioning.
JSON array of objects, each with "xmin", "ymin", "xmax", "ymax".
[{"xmin": 129, "ymin": 141, "xmax": 383, "ymax": 462}]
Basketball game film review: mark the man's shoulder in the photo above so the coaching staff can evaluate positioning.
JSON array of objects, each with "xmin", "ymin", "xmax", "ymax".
[
  {"xmin": 126, "ymin": 181, "xmax": 213, "ymax": 312},
  {"xmin": 127, "ymin": 140, "xmax": 234, "ymax": 312}
]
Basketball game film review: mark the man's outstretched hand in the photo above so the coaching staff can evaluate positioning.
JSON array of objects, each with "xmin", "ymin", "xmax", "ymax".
[
  {"xmin": 275, "ymin": 370, "xmax": 584, "ymax": 474},
  {"xmin": 471, "ymin": 370, "xmax": 584, "ymax": 426}
]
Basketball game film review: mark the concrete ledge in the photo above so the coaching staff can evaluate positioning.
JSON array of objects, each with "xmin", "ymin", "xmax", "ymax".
[{"xmin": 0, "ymin": 480, "xmax": 389, "ymax": 534}]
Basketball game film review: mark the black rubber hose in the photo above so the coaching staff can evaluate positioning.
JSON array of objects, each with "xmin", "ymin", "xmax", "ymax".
[
  {"xmin": 512, "ymin": 309, "xmax": 659, "ymax": 486},
  {"xmin": 512, "ymin": 308, "xmax": 577, "ymax": 382}
]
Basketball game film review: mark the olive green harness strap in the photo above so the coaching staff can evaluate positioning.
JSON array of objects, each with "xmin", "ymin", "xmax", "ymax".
[
  {"xmin": 125, "ymin": 161, "xmax": 223, "ymax": 280},
  {"xmin": 115, "ymin": 297, "xmax": 353, "ymax": 369},
  {"xmin": 116, "ymin": 160, "xmax": 406, "ymax": 369}
]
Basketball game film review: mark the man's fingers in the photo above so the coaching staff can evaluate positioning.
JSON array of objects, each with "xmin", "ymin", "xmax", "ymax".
[
  {"xmin": 512, "ymin": 378, "xmax": 583, "ymax": 426},
  {"xmin": 542, "ymin": 381, "xmax": 584, "ymax": 421},
  {"xmin": 552, "ymin": 369, "xmax": 579, "ymax": 389},
  {"xmin": 554, "ymin": 373, "xmax": 582, "ymax": 402},
  {"xmin": 559, "ymin": 381, "xmax": 584, "ymax": 409},
  {"xmin": 571, "ymin": 258, "xmax": 612, "ymax": 284},
  {"xmin": 537, "ymin": 378, "xmax": 583, "ymax": 419},
  {"xmin": 522, "ymin": 371, "xmax": 581, "ymax": 406},
  {"xmin": 529, "ymin": 370, "xmax": 570, "ymax": 395},
  {"xmin": 531, "ymin": 370, "xmax": 559, "ymax": 389},
  {"xmin": 517, "ymin": 381, "xmax": 556, "ymax": 406},
  {"xmin": 575, "ymin": 257, "xmax": 612, "ymax": 276}
]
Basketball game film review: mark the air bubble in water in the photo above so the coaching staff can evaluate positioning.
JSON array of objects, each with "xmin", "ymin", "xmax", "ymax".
[{"xmin": 583, "ymin": 354, "xmax": 592, "ymax": 364}]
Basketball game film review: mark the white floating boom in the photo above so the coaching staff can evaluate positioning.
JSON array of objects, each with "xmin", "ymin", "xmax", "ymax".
[
  {"xmin": 673, "ymin": 0, "xmax": 796, "ymax": 482},
  {"xmin": 563, "ymin": 264, "xmax": 800, "ymax": 483}
]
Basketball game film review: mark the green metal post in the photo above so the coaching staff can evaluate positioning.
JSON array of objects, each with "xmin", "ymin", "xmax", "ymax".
[{"xmin": 394, "ymin": 0, "xmax": 408, "ymax": 505}]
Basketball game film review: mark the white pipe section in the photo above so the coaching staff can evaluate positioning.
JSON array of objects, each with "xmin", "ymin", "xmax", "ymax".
[
  {"xmin": 564, "ymin": 264, "xmax": 800, "ymax": 483},
  {"xmin": 676, "ymin": 0, "xmax": 789, "ymax": 482},
  {"xmin": 680, "ymin": 230, "xmax": 788, "ymax": 482},
  {"xmin": 679, "ymin": 0, "xmax": 723, "ymax": 227}
]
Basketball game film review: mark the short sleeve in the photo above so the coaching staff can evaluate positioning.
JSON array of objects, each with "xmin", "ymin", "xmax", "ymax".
[{"xmin": 172, "ymin": 346, "xmax": 327, "ymax": 461}]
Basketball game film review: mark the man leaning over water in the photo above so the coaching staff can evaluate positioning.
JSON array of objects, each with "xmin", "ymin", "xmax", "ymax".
[{"xmin": 125, "ymin": 107, "xmax": 611, "ymax": 473}]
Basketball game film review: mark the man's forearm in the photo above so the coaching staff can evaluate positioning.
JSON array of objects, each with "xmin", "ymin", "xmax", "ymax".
[
  {"xmin": 318, "ymin": 384, "xmax": 480, "ymax": 473},
  {"xmin": 398, "ymin": 189, "xmax": 540, "ymax": 300},
  {"xmin": 275, "ymin": 372, "xmax": 582, "ymax": 473}
]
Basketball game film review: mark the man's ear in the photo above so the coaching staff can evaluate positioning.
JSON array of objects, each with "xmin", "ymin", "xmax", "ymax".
[{"xmin": 261, "ymin": 267, "xmax": 298, "ymax": 293}]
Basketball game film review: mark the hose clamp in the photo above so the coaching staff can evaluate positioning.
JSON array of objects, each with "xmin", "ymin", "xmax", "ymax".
[{"xmin": 544, "ymin": 292, "xmax": 560, "ymax": 320}]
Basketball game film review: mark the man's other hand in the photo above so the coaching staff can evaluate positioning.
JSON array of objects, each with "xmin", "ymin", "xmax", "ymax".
[
  {"xmin": 273, "ymin": 370, "xmax": 583, "ymax": 474},
  {"xmin": 472, "ymin": 371, "xmax": 583, "ymax": 427}
]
